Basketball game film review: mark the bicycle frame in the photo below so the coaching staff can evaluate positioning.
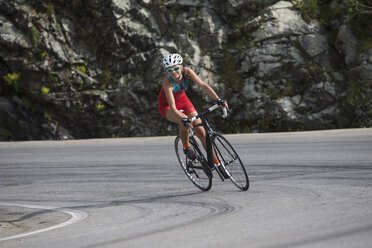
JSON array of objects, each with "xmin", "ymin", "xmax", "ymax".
[{"xmin": 189, "ymin": 105, "xmax": 228, "ymax": 180}]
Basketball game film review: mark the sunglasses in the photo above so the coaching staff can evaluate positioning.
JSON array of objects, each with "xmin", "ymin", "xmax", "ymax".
[{"xmin": 167, "ymin": 66, "xmax": 180, "ymax": 73}]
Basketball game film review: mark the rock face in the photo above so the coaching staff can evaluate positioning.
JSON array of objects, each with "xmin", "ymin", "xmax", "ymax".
[{"xmin": 0, "ymin": 0, "xmax": 371, "ymax": 140}]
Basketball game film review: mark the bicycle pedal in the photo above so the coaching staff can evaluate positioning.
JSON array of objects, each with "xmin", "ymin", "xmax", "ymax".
[{"xmin": 186, "ymin": 165, "xmax": 194, "ymax": 174}]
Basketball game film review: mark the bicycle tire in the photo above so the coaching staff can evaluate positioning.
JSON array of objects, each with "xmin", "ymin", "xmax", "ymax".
[
  {"xmin": 212, "ymin": 133, "xmax": 249, "ymax": 191},
  {"xmin": 174, "ymin": 136, "xmax": 212, "ymax": 191}
]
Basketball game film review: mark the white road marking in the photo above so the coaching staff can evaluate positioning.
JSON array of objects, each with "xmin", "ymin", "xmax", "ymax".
[{"xmin": 0, "ymin": 203, "xmax": 88, "ymax": 242}]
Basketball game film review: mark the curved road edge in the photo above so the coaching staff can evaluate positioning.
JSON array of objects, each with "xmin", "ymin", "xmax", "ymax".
[{"xmin": 0, "ymin": 203, "xmax": 88, "ymax": 242}]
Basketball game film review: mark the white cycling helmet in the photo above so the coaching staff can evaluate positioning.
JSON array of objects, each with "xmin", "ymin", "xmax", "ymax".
[{"xmin": 162, "ymin": 53, "xmax": 183, "ymax": 69}]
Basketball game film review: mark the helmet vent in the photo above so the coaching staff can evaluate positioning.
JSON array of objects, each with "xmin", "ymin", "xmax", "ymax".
[{"xmin": 162, "ymin": 53, "xmax": 183, "ymax": 69}]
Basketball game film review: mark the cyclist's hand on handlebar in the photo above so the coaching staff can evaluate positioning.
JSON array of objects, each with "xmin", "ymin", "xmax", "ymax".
[
  {"xmin": 181, "ymin": 118, "xmax": 193, "ymax": 128},
  {"xmin": 217, "ymin": 98, "xmax": 229, "ymax": 109}
]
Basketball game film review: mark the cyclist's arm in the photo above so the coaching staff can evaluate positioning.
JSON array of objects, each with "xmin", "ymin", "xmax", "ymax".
[
  {"xmin": 162, "ymin": 76, "xmax": 185, "ymax": 119},
  {"xmin": 184, "ymin": 67, "xmax": 228, "ymax": 108}
]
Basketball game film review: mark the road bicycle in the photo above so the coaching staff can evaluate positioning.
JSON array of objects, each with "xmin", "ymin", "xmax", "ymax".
[{"xmin": 174, "ymin": 103, "xmax": 249, "ymax": 191}]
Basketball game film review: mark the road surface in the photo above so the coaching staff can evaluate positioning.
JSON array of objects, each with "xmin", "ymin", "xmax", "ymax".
[{"xmin": 0, "ymin": 128, "xmax": 372, "ymax": 248}]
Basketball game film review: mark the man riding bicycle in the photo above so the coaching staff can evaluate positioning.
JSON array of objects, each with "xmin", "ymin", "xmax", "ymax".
[{"xmin": 158, "ymin": 53, "xmax": 228, "ymax": 167}]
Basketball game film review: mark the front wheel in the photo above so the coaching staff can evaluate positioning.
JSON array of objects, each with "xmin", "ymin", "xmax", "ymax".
[
  {"xmin": 175, "ymin": 136, "xmax": 212, "ymax": 191},
  {"xmin": 212, "ymin": 134, "xmax": 249, "ymax": 191}
]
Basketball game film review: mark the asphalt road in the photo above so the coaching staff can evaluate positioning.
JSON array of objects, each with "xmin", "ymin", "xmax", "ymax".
[{"xmin": 0, "ymin": 128, "xmax": 372, "ymax": 248}]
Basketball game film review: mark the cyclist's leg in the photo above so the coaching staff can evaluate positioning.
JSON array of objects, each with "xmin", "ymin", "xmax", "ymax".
[
  {"xmin": 176, "ymin": 95, "xmax": 196, "ymax": 147},
  {"xmin": 188, "ymin": 111, "xmax": 207, "ymax": 148},
  {"xmin": 165, "ymin": 109, "xmax": 190, "ymax": 147},
  {"xmin": 188, "ymin": 111, "xmax": 220, "ymax": 165}
]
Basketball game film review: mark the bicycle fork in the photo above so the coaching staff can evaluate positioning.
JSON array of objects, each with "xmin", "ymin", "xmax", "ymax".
[
  {"xmin": 205, "ymin": 132, "xmax": 231, "ymax": 181},
  {"xmin": 189, "ymin": 121, "xmax": 231, "ymax": 181}
]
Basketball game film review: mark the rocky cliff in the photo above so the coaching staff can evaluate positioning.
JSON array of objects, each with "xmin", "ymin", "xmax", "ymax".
[{"xmin": 1, "ymin": 0, "xmax": 371, "ymax": 140}]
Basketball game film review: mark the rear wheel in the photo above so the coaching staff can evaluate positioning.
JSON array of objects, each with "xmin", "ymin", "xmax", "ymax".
[
  {"xmin": 175, "ymin": 136, "xmax": 212, "ymax": 191},
  {"xmin": 212, "ymin": 134, "xmax": 249, "ymax": 191}
]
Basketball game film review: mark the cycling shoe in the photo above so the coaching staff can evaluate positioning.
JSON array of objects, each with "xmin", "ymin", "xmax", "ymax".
[{"xmin": 183, "ymin": 147, "xmax": 197, "ymax": 160}]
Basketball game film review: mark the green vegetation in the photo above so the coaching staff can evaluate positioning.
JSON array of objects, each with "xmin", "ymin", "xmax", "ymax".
[
  {"xmin": 350, "ymin": 13, "xmax": 372, "ymax": 53},
  {"xmin": 321, "ymin": 1, "xmax": 372, "ymax": 53},
  {"xmin": 52, "ymin": 75, "xmax": 59, "ymax": 84},
  {"xmin": 170, "ymin": 8, "xmax": 184, "ymax": 20},
  {"xmin": 22, "ymin": 97, "xmax": 36, "ymax": 111},
  {"xmin": 0, "ymin": 128, "xmax": 12, "ymax": 139},
  {"xmin": 307, "ymin": 61, "xmax": 325, "ymax": 80},
  {"xmin": 228, "ymin": 19, "xmax": 257, "ymax": 51},
  {"xmin": 40, "ymin": 50, "xmax": 47, "ymax": 60},
  {"xmin": 76, "ymin": 65, "xmax": 87, "ymax": 73},
  {"xmin": 76, "ymin": 25, "xmax": 97, "ymax": 54},
  {"xmin": 343, "ymin": 79, "xmax": 372, "ymax": 127},
  {"xmin": 257, "ymin": 116, "xmax": 276, "ymax": 132},
  {"xmin": 119, "ymin": 118, "xmax": 132, "ymax": 137},
  {"xmin": 46, "ymin": 3, "xmax": 55, "ymax": 15},
  {"xmin": 41, "ymin": 86, "xmax": 50, "ymax": 95},
  {"xmin": 219, "ymin": 49, "xmax": 243, "ymax": 89},
  {"xmin": 90, "ymin": 9, "xmax": 100, "ymax": 17},
  {"xmin": 188, "ymin": 31, "xmax": 194, "ymax": 40},
  {"xmin": 233, "ymin": 20, "xmax": 245, "ymax": 30},
  {"xmin": 295, "ymin": 0, "xmax": 319, "ymax": 22},
  {"xmin": 3, "ymin": 73, "xmax": 20, "ymax": 92},
  {"xmin": 222, "ymin": 119, "xmax": 252, "ymax": 134},
  {"xmin": 101, "ymin": 69, "xmax": 111, "ymax": 89},
  {"xmin": 44, "ymin": 111, "xmax": 52, "ymax": 122},
  {"xmin": 71, "ymin": 0, "xmax": 83, "ymax": 12},
  {"xmin": 295, "ymin": 0, "xmax": 372, "ymax": 53},
  {"xmin": 346, "ymin": 81, "xmax": 371, "ymax": 106},
  {"xmin": 266, "ymin": 82, "xmax": 297, "ymax": 99},
  {"xmin": 120, "ymin": 74, "xmax": 133, "ymax": 88},
  {"xmin": 96, "ymin": 103, "xmax": 105, "ymax": 111},
  {"xmin": 30, "ymin": 26, "xmax": 40, "ymax": 48}
]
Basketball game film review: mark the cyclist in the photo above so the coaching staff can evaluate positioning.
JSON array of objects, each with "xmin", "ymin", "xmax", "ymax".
[{"xmin": 158, "ymin": 53, "xmax": 228, "ymax": 168}]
